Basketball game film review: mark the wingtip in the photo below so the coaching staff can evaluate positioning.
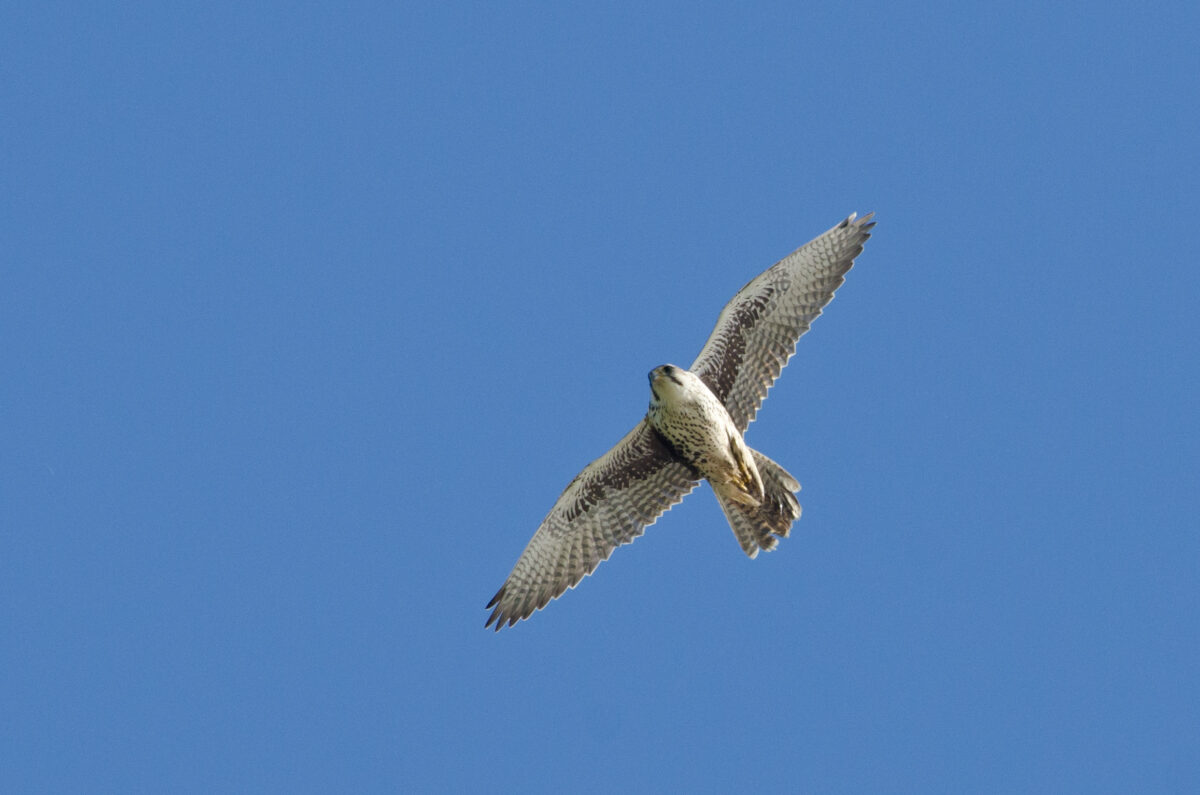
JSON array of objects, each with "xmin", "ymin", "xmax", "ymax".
[
  {"xmin": 485, "ymin": 586, "xmax": 508, "ymax": 630},
  {"xmin": 485, "ymin": 584, "xmax": 535, "ymax": 631},
  {"xmin": 850, "ymin": 211, "xmax": 876, "ymax": 233},
  {"xmin": 484, "ymin": 607, "xmax": 508, "ymax": 631}
]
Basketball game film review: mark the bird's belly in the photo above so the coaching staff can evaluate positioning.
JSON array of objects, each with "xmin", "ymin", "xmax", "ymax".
[{"xmin": 648, "ymin": 405, "xmax": 736, "ymax": 479}]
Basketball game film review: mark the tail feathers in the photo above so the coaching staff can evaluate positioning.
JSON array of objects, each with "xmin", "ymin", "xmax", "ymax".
[{"xmin": 716, "ymin": 450, "xmax": 801, "ymax": 558}]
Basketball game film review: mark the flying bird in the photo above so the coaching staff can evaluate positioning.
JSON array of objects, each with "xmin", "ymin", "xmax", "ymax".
[{"xmin": 486, "ymin": 213, "xmax": 875, "ymax": 630}]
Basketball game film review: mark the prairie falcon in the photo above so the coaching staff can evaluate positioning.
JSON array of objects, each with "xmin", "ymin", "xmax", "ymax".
[{"xmin": 486, "ymin": 213, "xmax": 874, "ymax": 630}]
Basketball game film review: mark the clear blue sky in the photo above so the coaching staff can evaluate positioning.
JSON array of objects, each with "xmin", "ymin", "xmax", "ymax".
[{"xmin": 4, "ymin": 2, "xmax": 1198, "ymax": 791}]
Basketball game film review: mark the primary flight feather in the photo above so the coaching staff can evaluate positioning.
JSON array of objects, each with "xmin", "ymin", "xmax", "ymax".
[{"xmin": 486, "ymin": 213, "xmax": 875, "ymax": 630}]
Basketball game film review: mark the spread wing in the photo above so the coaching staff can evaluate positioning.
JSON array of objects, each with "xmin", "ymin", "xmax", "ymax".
[
  {"xmin": 691, "ymin": 212, "xmax": 874, "ymax": 432},
  {"xmin": 485, "ymin": 420, "xmax": 699, "ymax": 630}
]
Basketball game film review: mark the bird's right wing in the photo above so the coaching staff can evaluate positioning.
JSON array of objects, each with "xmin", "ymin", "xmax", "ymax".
[{"xmin": 486, "ymin": 420, "xmax": 699, "ymax": 630}]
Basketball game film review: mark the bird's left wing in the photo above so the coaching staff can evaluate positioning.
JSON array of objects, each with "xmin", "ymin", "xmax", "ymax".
[
  {"xmin": 486, "ymin": 420, "xmax": 699, "ymax": 630},
  {"xmin": 690, "ymin": 213, "xmax": 874, "ymax": 432}
]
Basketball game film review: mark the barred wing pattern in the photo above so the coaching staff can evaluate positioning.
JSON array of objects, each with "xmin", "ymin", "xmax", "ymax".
[
  {"xmin": 485, "ymin": 421, "xmax": 700, "ymax": 630},
  {"xmin": 691, "ymin": 213, "xmax": 874, "ymax": 432}
]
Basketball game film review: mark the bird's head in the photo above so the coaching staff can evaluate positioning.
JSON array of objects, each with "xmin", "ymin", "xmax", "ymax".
[{"xmin": 647, "ymin": 364, "xmax": 690, "ymax": 405}]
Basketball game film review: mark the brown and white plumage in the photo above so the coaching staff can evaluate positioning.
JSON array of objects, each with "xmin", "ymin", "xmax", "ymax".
[
  {"xmin": 485, "ymin": 421, "xmax": 699, "ymax": 630},
  {"xmin": 690, "ymin": 213, "xmax": 875, "ymax": 432},
  {"xmin": 486, "ymin": 213, "xmax": 875, "ymax": 630}
]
